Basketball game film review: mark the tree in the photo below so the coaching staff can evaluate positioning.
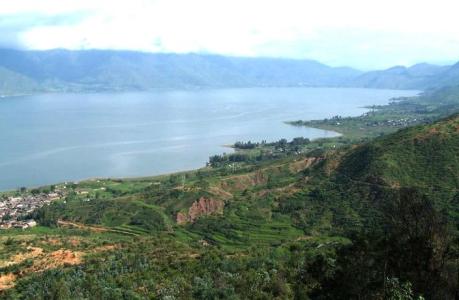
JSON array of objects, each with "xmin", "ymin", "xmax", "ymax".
[
  {"xmin": 385, "ymin": 277, "xmax": 424, "ymax": 300},
  {"xmin": 382, "ymin": 188, "xmax": 450, "ymax": 298}
]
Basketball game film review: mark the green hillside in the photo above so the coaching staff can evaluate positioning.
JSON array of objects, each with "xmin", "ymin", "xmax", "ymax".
[{"xmin": 335, "ymin": 113, "xmax": 459, "ymax": 189}]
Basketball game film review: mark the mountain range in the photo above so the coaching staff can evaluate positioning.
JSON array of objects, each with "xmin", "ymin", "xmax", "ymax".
[{"xmin": 1, "ymin": 48, "xmax": 459, "ymax": 94}]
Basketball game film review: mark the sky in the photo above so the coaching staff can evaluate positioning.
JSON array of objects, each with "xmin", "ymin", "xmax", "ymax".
[{"xmin": 1, "ymin": 0, "xmax": 459, "ymax": 70}]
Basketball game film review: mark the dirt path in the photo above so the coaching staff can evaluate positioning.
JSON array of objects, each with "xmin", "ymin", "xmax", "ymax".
[
  {"xmin": 57, "ymin": 220, "xmax": 108, "ymax": 232},
  {"xmin": 57, "ymin": 220, "xmax": 139, "ymax": 236}
]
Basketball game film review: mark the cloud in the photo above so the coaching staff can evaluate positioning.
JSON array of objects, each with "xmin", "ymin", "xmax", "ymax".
[
  {"xmin": 1, "ymin": 0, "xmax": 459, "ymax": 69},
  {"xmin": 0, "ymin": 11, "xmax": 90, "ymax": 48}
]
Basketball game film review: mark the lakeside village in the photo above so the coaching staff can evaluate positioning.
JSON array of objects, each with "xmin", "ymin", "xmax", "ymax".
[
  {"xmin": 321, "ymin": 114, "xmax": 423, "ymax": 128},
  {"xmin": 0, "ymin": 187, "xmax": 65, "ymax": 229}
]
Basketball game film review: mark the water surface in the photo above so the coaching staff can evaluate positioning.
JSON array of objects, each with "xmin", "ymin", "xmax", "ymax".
[{"xmin": 0, "ymin": 88, "xmax": 418, "ymax": 190}]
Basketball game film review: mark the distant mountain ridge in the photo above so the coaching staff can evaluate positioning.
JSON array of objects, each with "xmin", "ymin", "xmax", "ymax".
[
  {"xmin": 350, "ymin": 63, "xmax": 453, "ymax": 89},
  {"xmin": 0, "ymin": 48, "xmax": 458, "ymax": 94},
  {"xmin": 0, "ymin": 49, "xmax": 361, "ymax": 94}
]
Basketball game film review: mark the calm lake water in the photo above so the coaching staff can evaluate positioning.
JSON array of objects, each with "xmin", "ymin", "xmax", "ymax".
[{"xmin": 0, "ymin": 88, "xmax": 418, "ymax": 190}]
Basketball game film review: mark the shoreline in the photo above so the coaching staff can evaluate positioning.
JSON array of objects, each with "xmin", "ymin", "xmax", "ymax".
[
  {"xmin": 0, "ymin": 130, "xmax": 344, "ymax": 193},
  {"xmin": 0, "ymin": 86, "xmax": 420, "ymax": 98},
  {"xmin": 0, "ymin": 166, "xmax": 204, "ymax": 194}
]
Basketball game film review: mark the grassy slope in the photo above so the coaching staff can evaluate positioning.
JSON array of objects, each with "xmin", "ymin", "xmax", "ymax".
[{"xmin": 334, "ymin": 113, "xmax": 459, "ymax": 190}]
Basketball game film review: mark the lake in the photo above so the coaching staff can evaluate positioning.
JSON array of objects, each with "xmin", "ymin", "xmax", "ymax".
[{"xmin": 0, "ymin": 87, "xmax": 418, "ymax": 190}]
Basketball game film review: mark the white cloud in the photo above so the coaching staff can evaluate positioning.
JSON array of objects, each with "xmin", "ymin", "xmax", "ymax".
[{"xmin": 2, "ymin": 0, "xmax": 459, "ymax": 69}]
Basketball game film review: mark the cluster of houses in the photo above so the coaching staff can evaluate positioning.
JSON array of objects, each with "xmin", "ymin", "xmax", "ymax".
[
  {"xmin": 0, "ymin": 192, "xmax": 62, "ymax": 229},
  {"xmin": 365, "ymin": 117, "xmax": 420, "ymax": 127}
]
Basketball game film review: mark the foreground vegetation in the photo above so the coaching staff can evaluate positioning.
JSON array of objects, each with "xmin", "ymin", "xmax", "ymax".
[{"xmin": 0, "ymin": 88, "xmax": 458, "ymax": 299}]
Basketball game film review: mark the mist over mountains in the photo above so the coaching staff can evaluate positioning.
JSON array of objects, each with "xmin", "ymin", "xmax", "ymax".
[
  {"xmin": 350, "ymin": 63, "xmax": 458, "ymax": 89},
  {"xmin": 0, "ymin": 48, "xmax": 458, "ymax": 95}
]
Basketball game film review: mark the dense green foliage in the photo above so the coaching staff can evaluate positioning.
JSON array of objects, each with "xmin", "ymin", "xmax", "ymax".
[{"xmin": 209, "ymin": 138, "xmax": 313, "ymax": 167}]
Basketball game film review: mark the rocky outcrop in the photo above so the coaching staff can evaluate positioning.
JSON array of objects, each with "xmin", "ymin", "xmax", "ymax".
[
  {"xmin": 176, "ymin": 197, "xmax": 224, "ymax": 224},
  {"xmin": 176, "ymin": 212, "xmax": 188, "ymax": 225}
]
